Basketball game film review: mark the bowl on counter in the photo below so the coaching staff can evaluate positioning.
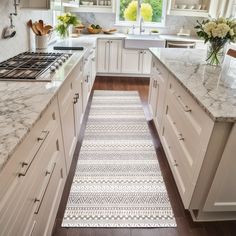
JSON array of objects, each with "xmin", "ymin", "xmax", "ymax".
[{"xmin": 87, "ymin": 27, "xmax": 102, "ymax": 34}]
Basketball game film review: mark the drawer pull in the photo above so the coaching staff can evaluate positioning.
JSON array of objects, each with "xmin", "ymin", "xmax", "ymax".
[
  {"xmin": 75, "ymin": 93, "xmax": 80, "ymax": 99},
  {"xmin": 34, "ymin": 162, "xmax": 56, "ymax": 214},
  {"xmin": 175, "ymin": 94, "xmax": 192, "ymax": 113},
  {"xmin": 18, "ymin": 131, "xmax": 49, "ymax": 177},
  {"xmin": 73, "ymin": 97, "xmax": 78, "ymax": 104},
  {"xmin": 174, "ymin": 160, "xmax": 178, "ymax": 167},
  {"xmin": 37, "ymin": 131, "xmax": 49, "ymax": 142},
  {"xmin": 178, "ymin": 133, "xmax": 185, "ymax": 141}
]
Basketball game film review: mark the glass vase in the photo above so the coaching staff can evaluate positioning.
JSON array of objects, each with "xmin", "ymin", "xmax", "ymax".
[{"xmin": 206, "ymin": 42, "xmax": 227, "ymax": 67}]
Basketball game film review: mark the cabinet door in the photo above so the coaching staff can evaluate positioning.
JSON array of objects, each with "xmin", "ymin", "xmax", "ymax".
[
  {"xmin": 142, "ymin": 50, "xmax": 152, "ymax": 74},
  {"xmin": 21, "ymin": 0, "xmax": 50, "ymax": 9},
  {"xmin": 97, "ymin": 40, "xmax": 109, "ymax": 73},
  {"xmin": 109, "ymin": 40, "xmax": 122, "ymax": 73},
  {"xmin": 122, "ymin": 49, "xmax": 141, "ymax": 74},
  {"xmin": 148, "ymin": 76, "xmax": 158, "ymax": 118},
  {"xmin": 153, "ymin": 61, "xmax": 169, "ymax": 132},
  {"xmin": 58, "ymin": 78, "xmax": 77, "ymax": 172},
  {"xmin": 204, "ymin": 124, "xmax": 236, "ymax": 212}
]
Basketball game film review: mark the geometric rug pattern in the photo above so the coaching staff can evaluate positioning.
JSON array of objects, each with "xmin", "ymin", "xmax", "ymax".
[{"xmin": 62, "ymin": 90, "xmax": 176, "ymax": 227}]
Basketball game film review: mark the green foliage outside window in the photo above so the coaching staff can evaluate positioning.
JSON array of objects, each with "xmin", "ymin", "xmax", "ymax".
[{"xmin": 119, "ymin": 0, "xmax": 163, "ymax": 23}]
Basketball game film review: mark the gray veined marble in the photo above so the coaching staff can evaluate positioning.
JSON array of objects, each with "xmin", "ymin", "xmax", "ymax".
[
  {"xmin": 0, "ymin": 50, "xmax": 85, "ymax": 172},
  {"xmin": 150, "ymin": 48, "xmax": 236, "ymax": 123}
]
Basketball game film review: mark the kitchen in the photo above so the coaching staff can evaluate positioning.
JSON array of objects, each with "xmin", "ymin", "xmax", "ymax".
[{"xmin": 0, "ymin": 0, "xmax": 236, "ymax": 235}]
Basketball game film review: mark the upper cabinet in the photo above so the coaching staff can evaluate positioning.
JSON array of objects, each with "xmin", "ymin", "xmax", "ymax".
[
  {"xmin": 209, "ymin": 0, "xmax": 235, "ymax": 18},
  {"xmin": 63, "ymin": 0, "xmax": 115, "ymax": 13},
  {"xmin": 21, "ymin": 0, "xmax": 62, "ymax": 10},
  {"xmin": 167, "ymin": 0, "xmax": 236, "ymax": 18},
  {"xmin": 167, "ymin": 0, "xmax": 211, "ymax": 17}
]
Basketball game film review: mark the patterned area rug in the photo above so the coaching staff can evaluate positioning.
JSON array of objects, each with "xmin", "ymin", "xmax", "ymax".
[{"xmin": 62, "ymin": 90, "xmax": 176, "ymax": 227}]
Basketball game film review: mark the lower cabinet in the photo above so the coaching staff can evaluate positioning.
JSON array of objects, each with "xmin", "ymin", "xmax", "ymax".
[
  {"xmin": 58, "ymin": 68, "xmax": 80, "ymax": 173},
  {"xmin": 148, "ymin": 58, "xmax": 168, "ymax": 132},
  {"xmin": 97, "ymin": 39, "xmax": 122, "ymax": 74},
  {"xmin": 149, "ymin": 55, "xmax": 236, "ymax": 221},
  {"xmin": 97, "ymin": 39, "xmax": 152, "ymax": 76},
  {"xmin": 0, "ymin": 54, "xmax": 94, "ymax": 235},
  {"xmin": 122, "ymin": 49, "xmax": 152, "ymax": 75},
  {"xmin": 0, "ymin": 98, "xmax": 67, "ymax": 236}
]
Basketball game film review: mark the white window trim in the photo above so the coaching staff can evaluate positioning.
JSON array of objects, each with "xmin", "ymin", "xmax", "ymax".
[{"xmin": 115, "ymin": 0, "xmax": 167, "ymax": 27}]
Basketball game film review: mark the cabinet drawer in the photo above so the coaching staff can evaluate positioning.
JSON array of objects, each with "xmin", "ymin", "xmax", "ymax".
[
  {"xmin": 161, "ymin": 114, "xmax": 192, "ymax": 208},
  {"xmin": 166, "ymin": 90, "xmax": 200, "ymax": 173},
  {"xmin": 168, "ymin": 75, "xmax": 212, "ymax": 136}
]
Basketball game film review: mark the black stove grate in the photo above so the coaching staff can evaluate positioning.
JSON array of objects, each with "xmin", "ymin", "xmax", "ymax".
[{"xmin": 0, "ymin": 52, "xmax": 66, "ymax": 80}]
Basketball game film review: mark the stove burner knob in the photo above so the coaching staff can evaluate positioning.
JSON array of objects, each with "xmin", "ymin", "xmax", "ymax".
[
  {"xmin": 54, "ymin": 62, "xmax": 59, "ymax": 68},
  {"xmin": 61, "ymin": 57, "xmax": 66, "ymax": 62},
  {"xmin": 50, "ymin": 65, "xmax": 56, "ymax": 72},
  {"xmin": 57, "ymin": 59, "xmax": 63, "ymax": 65},
  {"xmin": 64, "ymin": 54, "xmax": 69, "ymax": 59}
]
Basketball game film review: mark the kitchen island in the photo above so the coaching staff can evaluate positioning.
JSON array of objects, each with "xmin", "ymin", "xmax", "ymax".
[
  {"xmin": 0, "ymin": 48, "xmax": 94, "ymax": 235},
  {"xmin": 149, "ymin": 48, "xmax": 236, "ymax": 221}
]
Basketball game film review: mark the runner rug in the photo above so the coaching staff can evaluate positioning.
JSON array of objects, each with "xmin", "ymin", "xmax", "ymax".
[{"xmin": 62, "ymin": 90, "xmax": 176, "ymax": 227}]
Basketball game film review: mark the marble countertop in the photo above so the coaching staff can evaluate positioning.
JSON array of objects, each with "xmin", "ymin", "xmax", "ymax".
[
  {"xmin": 62, "ymin": 33, "xmax": 203, "ymax": 43},
  {"xmin": 150, "ymin": 48, "xmax": 236, "ymax": 122},
  {"xmin": 0, "ymin": 50, "xmax": 86, "ymax": 172}
]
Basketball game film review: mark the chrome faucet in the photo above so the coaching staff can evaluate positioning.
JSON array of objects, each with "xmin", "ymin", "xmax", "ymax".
[{"xmin": 139, "ymin": 17, "xmax": 145, "ymax": 34}]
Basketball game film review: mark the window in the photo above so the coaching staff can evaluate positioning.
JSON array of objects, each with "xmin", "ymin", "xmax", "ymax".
[{"xmin": 116, "ymin": 0, "xmax": 166, "ymax": 27}]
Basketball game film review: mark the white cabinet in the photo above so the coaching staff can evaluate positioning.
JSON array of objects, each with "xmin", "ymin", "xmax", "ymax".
[
  {"xmin": 209, "ymin": 0, "xmax": 235, "ymax": 18},
  {"xmin": 0, "ymin": 98, "xmax": 66, "ymax": 236},
  {"xmin": 58, "ymin": 61, "xmax": 83, "ymax": 172},
  {"xmin": 21, "ymin": 0, "xmax": 61, "ymax": 9},
  {"xmin": 148, "ymin": 55, "xmax": 236, "ymax": 221},
  {"xmin": 64, "ymin": 0, "xmax": 115, "ymax": 13},
  {"xmin": 122, "ymin": 49, "xmax": 152, "ymax": 75},
  {"xmin": 167, "ymin": 0, "xmax": 212, "ymax": 17},
  {"xmin": 97, "ymin": 39, "xmax": 122, "ymax": 74},
  {"xmin": 148, "ymin": 58, "xmax": 169, "ymax": 132},
  {"xmin": 204, "ymin": 124, "xmax": 236, "ymax": 212}
]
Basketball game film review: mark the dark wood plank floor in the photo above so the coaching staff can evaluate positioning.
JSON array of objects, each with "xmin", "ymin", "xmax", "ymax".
[{"xmin": 52, "ymin": 76, "xmax": 236, "ymax": 236}]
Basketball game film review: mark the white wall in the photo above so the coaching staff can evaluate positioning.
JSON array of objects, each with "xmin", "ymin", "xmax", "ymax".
[{"xmin": 0, "ymin": 0, "xmax": 53, "ymax": 62}]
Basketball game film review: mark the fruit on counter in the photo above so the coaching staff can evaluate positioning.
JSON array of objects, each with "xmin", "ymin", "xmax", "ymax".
[
  {"xmin": 91, "ymin": 24, "xmax": 102, "ymax": 29},
  {"xmin": 151, "ymin": 29, "xmax": 159, "ymax": 33}
]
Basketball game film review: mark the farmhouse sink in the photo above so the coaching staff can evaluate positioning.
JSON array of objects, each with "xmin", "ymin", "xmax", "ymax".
[{"xmin": 125, "ymin": 34, "xmax": 166, "ymax": 49}]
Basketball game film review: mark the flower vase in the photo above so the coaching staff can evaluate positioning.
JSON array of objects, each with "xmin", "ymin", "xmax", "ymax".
[{"xmin": 206, "ymin": 42, "xmax": 227, "ymax": 66}]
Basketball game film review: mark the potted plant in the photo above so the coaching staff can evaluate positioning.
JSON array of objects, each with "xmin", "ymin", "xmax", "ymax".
[
  {"xmin": 56, "ymin": 13, "xmax": 80, "ymax": 38},
  {"xmin": 195, "ymin": 17, "xmax": 236, "ymax": 66}
]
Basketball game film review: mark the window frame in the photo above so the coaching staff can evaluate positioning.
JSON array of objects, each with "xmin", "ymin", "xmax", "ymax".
[{"xmin": 115, "ymin": 0, "xmax": 167, "ymax": 27}]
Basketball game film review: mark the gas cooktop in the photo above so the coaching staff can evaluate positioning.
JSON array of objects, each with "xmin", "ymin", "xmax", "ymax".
[{"xmin": 0, "ymin": 52, "xmax": 71, "ymax": 82}]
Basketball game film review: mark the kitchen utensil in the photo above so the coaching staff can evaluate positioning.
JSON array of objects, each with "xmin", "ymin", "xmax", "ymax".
[
  {"xmin": 35, "ymin": 22, "xmax": 44, "ymax": 36},
  {"xmin": 43, "ymin": 25, "xmax": 53, "ymax": 35},
  {"xmin": 3, "ymin": 14, "xmax": 16, "ymax": 39},
  {"xmin": 32, "ymin": 23, "xmax": 40, "ymax": 35},
  {"xmin": 27, "ymin": 19, "xmax": 33, "ymax": 28}
]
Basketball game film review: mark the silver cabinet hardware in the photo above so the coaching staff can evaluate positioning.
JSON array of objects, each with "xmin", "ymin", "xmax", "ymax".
[
  {"xmin": 175, "ymin": 93, "xmax": 192, "ymax": 113},
  {"xmin": 18, "ymin": 131, "xmax": 49, "ymax": 177}
]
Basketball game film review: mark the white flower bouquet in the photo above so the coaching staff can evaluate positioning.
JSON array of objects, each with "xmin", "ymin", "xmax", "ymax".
[{"xmin": 195, "ymin": 18, "xmax": 236, "ymax": 66}]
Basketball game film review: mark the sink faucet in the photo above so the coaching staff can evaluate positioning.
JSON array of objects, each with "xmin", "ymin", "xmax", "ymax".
[{"xmin": 139, "ymin": 17, "xmax": 145, "ymax": 34}]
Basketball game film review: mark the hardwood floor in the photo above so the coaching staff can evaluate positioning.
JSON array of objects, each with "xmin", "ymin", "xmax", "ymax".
[{"xmin": 52, "ymin": 76, "xmax": 236, "ymax": 236}]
